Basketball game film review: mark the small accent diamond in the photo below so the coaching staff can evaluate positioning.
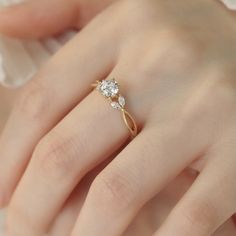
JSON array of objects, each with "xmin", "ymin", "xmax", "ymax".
[
  {"xmin": 118, "ymin": 96, "xmax": 126, "ymax": 107},
  {"xmin": 111, "ymin": 102, "xmax": 121, "ymax": 110}
]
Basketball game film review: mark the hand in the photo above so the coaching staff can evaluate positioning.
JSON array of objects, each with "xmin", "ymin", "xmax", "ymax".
[{"xmin": 1, "ymin": 0, "xmax": 236, "ymax": 235}]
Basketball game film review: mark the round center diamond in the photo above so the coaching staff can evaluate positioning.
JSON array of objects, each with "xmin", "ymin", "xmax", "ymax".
[{"xmin": 99, "ymin": 80, "xmax": 119, "ymax": 97}]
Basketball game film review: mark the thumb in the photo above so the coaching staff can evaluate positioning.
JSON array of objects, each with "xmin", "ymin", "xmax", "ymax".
[{"xmin": 0, "ymin": 0, "xmax": 79, "ymax": 39}]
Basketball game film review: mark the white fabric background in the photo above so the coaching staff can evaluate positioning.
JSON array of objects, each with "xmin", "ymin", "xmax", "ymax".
[
  {"xmin": 0, "ymin": 32, "xmax": 75, "ymax": 87},
  {"xmin": 0, "ymin": 0, "xmax": 235, "ymax": 235},
  {"xmin": 221, "ymin": 0, "xmax": 236, "ymax": 9}
]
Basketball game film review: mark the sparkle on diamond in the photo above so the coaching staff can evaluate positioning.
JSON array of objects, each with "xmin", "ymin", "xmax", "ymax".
[{"xmin": 99, "ymin": 79, "xmax": 119, "ymax": 97}]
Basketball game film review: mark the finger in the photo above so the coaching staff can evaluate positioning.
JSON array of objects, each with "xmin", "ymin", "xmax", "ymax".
[
  {"xmin": 6, "ymin": 75, "xmax": 143, "ymax": 236},
  {"xmin": 47, "ymin": 178, "xmax": 90, "ymax": 236},
  {"xmin": 71, "ymin": 122, "xmax": 209, "ymax": 236},
  {"xmin": 48, "ymin": 155, "xmax": 114, "ymax": 236},
  {"xmin": 49, "ymin": 169, "xmax": 195, "ymax": 236},
  {"xmin": 154, "ymin": 144, "xmax": 236, "ymax": 236},
  {"xmin": 123, "ymin": 169, "xmax": 198, "ymax": 236},
  {"xmin": 0, "ymin": 0, "xmax": 79, "ymax": 39},
  {"xmin": 0, "ymin": 0, "xmax": 116, "ymax": 39},
  {"xmin": 0, "ymin": 12, "xmax": 117, "ymax": 208}
]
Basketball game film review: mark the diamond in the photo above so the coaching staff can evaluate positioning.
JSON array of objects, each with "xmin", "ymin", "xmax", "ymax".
[
  {"xmin": 99, "ymin": 79, "xmax": 119, "ymax": 97},
  {"xmin": 118, "ymin": 96, "xmax": 125, "ymax": 107},
  {"xmin": 111, "ymin": 102, "xmax": 121, "ymax": 110}
]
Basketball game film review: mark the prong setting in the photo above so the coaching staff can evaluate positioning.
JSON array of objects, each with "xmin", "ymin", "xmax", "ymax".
[
  {"xmin": 97, "ymin": 79, "xmax": 119, "ymax": 98},
  {"xmin": 93, "ymin": 79, "xmax": 137, "ymax": 138}
]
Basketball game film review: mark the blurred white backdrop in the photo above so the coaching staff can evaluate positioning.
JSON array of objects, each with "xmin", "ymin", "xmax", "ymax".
[{"xmin": 0, "ymin": 0, "xmax": 235, "ymax": 235}]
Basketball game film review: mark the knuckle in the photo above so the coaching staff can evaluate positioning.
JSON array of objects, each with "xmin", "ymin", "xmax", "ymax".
[
  {"xmin": 159, "ymin": 28, "xmax": 202, "ymax": 66},
  {"xmin": 91, "ymin": 171, "xmax": 135, "ymax": 211},
  {"xmin": 34, "ymin": 130, "xmax": 81, "ymax": 180},
  {"xmin": 134, "ymin": 29, "xmax": 202, "ymax": 83},
  {"xmin": 120, "ymin": 0, "xmax": 154, "ymax": 30},
  {"xmin": 181, "ymin": 74, "xmax": 236, "ymax": 125},
  {"xmin": 14, "ymin": 78, "xmax": 50, "ymax": 121},
  {"xmin": 191, "ymin": 76, "xmax": 236, "ymax": 121}
]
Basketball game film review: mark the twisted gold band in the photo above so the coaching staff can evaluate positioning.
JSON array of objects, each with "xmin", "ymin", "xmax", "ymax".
[{"xmin": 92, "ymin": 79, "xmax": 138, "ymax": 138}]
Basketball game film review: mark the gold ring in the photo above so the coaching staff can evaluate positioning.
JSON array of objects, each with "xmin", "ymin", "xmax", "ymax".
[{"xmin": 92, "ymin": 79, "xmax": 138, "ymax": 138}]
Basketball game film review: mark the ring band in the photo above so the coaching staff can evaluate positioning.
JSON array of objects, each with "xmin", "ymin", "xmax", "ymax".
[{"xmin": 92, "ymin": 79, "xmax": 138, "ymax": 138}]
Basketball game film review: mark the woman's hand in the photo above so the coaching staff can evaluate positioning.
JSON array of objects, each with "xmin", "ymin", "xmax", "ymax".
[{"xmin": 0, "ymin": 0, "xmax": 236, "ymax": 235}]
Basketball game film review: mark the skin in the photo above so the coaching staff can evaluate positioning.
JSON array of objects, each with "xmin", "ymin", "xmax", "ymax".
[
  {"xmin": 0, "ymin": 0, "xmax": 116, "ymax": 38},
  {"xmin": 0, "ymin": 0, "xmax": 236, "ymax": 235},
  {"xmin": 0, "ymin": 87, "xmax": 18, "ymax": 132},
  {"xmin": 47, "ymin": 169, "xmax": 236, "ymax": 236}
]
